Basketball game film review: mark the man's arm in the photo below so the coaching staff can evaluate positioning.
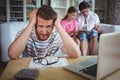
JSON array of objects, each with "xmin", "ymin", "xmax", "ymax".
[
  {"xmin": 55, "ymin": 13, "xmax": 81, "ymax": 58},
  {"xmin": 8, "ymin": 9, "xmax": 37, "ymax": 60}
]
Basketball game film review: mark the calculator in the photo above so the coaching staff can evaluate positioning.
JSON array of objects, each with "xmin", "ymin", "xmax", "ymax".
[{"xmin": 15, "ymin": 69, "xmax": 39, "ymax": 80}]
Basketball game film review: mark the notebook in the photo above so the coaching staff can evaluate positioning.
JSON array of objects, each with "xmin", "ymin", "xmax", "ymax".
[{"xmin": 64, "ymin": 32, "xmax": 120, "ymax": 80}]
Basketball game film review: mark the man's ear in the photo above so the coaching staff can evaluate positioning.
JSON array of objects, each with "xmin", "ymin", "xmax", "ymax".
[
  {"xmin": 35, "ymin": 22, "xmax": 37, "ymax": 30},
  {"xmin": 35, "ymin": 15, "xmax": 37, "ymax": 27},
  {"xmin": 53, "ymin": 20, "xmax": 56, "ymax": 26}
]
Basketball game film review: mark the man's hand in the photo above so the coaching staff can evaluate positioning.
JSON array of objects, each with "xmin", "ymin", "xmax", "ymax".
[
  {"xmin": 54, "ymin": 11, "xmax": 62, "ymax": 28},
  {"xmin": 28, "ymin": 9, "xmax": 38, "ymax": 27}
]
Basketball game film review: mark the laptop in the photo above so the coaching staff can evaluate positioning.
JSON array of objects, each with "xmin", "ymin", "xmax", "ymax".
[{"xmin": 64, "ymin": 32, "xmax": 120, "ymax": 80}]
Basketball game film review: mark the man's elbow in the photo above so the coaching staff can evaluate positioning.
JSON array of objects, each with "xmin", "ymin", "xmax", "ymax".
[
  {"xmin": 69, "ymin": 51, "xmax": 81, "ymax": 58},
  {"xmin": 8, "ymin": 51, "xmax": 19, "ymax": 60},
  {"xmin": 71, "ymin": 54, "xmax": 79, "ymax": 58}
]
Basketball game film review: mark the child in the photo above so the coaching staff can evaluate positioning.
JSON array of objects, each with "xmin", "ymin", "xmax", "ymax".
[
  {"xmin": 76, "ymin": 1, "xmax": 100, "ymax": 56},
  {"xmin": 61, "ymin": 6, "xmax": 79, "ymax": 46}
]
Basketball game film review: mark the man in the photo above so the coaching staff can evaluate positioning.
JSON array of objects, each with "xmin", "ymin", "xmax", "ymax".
[
  {"xmin": 76, "ymin": 1, "xmax": 100, "ymax": 55},
  {"xmin": 8, "ymin": 5, "xmax": 81, "ymax": 60}
]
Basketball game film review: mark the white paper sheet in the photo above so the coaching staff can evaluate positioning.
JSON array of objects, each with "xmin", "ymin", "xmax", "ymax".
[{"xmin": 29, "ymin": 57, "xmax": 69, "ymax": 69}]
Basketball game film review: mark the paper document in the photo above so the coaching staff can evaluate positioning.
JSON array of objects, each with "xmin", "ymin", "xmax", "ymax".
[{"xmin": 29, "ymin": 56, "xmax": 69, "ymax": 69}]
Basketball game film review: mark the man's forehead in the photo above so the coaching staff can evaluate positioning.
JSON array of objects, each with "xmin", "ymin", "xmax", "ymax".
[{"xmin": 37, "ymin": 17, "xmax": 54, "ymax": 24}]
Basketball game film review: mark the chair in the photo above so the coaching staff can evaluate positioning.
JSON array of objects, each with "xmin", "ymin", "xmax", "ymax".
[{"xmin": 0, "ymin": 22, "xmax": 28, "ymax": 62}]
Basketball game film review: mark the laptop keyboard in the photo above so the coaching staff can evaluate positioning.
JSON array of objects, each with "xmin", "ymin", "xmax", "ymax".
[{"xmin": 79, "ymin": 64, "xmax": 97, "ymax": 77}]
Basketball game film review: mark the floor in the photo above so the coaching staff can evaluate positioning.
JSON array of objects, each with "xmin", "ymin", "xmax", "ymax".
[{"xmin": 0, "ymin": 62, "xmax": 8, "ymax": 77}]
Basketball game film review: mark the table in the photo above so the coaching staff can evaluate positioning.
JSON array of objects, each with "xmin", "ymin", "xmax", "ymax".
[
  {"xmin": 0, "ymin": 56, "xmax": 95, "ymax": 80},
  {"xmin": 1, "ymin": 56, "xmax": 118, "ymax": 80}
]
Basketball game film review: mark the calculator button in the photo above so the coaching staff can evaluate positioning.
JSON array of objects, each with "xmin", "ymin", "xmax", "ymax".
[{"xmin": 15, "ymin": 69, "xmax": 39, "ymax": 80}]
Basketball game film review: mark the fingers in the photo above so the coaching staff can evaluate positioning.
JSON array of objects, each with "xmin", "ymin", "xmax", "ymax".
[
  {"xmin": 29, "ymin": 9, "xmax": 38, "ymax": 18},
  {"xmin": 54, "ymin": 10, "xmax": 62, "ymax": 26},
  {"xmin": 28, "ymin": 9, "xmax": 38, "ymax": 26}
]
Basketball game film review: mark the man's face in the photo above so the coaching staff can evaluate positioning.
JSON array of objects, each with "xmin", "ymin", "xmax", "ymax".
[
  {"xmin": 36, "ymin": 17, "xmax": 54, "ymax": 41},
  {"xmin": 81, "ymin": 8, "xmax": 90, "ymax": 18}
]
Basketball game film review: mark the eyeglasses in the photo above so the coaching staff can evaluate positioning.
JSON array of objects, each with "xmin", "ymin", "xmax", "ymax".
[{"xmin": 33, "ymin": 56, "xmax": 59, "ymax": 66}]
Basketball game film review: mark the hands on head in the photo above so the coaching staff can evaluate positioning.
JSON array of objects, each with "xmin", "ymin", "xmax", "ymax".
[
  {"xmin": 28, "ymin": 8, "xmax": 62, "ymax": 29},
  {"xmin": 28, "ymin": 8, "xmax": 38, "ymax": 27},
  {"xmin": 54, "ymin": 11, "xmax": 62, "ymax": 26}
]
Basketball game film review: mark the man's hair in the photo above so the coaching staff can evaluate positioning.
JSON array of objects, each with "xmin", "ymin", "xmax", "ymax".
[
  {"xmin": 36, "ymin": 5, "xmax": 57, "ymax": 22},
  {"xmin": 78, "ymin": 1, "xmax": 91, "ymax": 11}
]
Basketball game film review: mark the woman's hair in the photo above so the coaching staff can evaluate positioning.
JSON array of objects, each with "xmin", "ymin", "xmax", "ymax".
[
  {"xmin": 78, "ymin": 1, "xmax": 91, "ymax": 11},
  {"xmin": 36, "ymin": 5, "xmax": 57, "ymax": 23},
  {"xmin": 62, "ymin": 6, "xmax": 77, "ymax": 20}
]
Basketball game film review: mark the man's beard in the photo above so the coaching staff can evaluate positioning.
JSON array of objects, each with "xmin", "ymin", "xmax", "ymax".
[{"xmin": 37, "ymin": 34, "xmax": 50, "ymax": 41}]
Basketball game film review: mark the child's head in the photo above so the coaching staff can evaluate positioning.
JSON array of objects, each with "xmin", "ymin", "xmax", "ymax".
[
  {"xmin": 63, "ymin": 6, "xmax": 77, "ymax": 20},
  {"xmin": 78, "ymin": 1, "xmax": 90, "ymax": 18}
]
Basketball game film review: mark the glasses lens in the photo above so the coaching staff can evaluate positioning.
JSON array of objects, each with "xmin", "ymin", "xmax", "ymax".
[
  {"xmin": 47, "ymin": 56, "xmax": 58, "ymax": 63},
  {"xmin": 41, "ymin": 58, "xmax": 47, "ymax": 65},
  {"xmin": 46, "ymin": 56, "xmax": 59, "ymax": 65},
  {"xmin": 33, "ymin": 57, "xmax": 43, "ymax": 63}
]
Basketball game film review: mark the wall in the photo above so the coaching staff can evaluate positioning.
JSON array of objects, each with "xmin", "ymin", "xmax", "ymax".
[
  {"xmin": 106, "ymin": 0, "xmax": 120, "ymax": 25},
  {"xmin": 0, "ymin": 33, "xmax": 1, "ymax": 62},
  {"xmin": 94, "ymin": 0, "xmax": 120, "ymax": 24},
  {"xmin": 106, "ymin": 0, "xmax": 116, "ymax": 24},
  {"xmin": 95, "ymin": 0, "xmax": 107, "ymax": 23},
  {"xmin": 0, "ymin": 45, "xmax": 1, "ymax": 61},
  {"xmin": 114, "ymin": 0, "xmax": 120, "ymax": 24}
]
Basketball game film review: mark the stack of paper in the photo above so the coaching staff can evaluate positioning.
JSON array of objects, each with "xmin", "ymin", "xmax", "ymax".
[{"xmin": 29, "ymin": 57, "xmax": 69, "ymax": 69}]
